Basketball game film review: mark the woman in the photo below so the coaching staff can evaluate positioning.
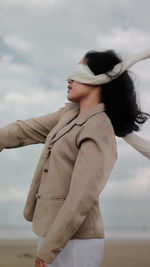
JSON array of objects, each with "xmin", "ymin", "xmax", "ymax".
[
  {"xmin": 0, "ymin": 49, "xmax": 150, "ymax": 267},
  {"xmin": 36, "ymin": 49, "xmax": 150, "ymax": 267}
]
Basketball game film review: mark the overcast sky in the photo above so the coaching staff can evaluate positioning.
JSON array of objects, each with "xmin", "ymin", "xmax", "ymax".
[{"xmin": 0, "ymin": 0, "xmax": 150, "ymax": 231}]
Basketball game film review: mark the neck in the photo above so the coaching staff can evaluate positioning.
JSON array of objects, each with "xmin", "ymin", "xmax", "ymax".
[{"xmin": 77, "ymin": 98, "xmax": 102, "ymax": 116}]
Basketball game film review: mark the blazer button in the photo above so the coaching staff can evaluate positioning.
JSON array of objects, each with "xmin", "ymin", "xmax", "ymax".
[
  {"xmin": 48, "ymin": 144, "xmax": 53, "ymax": 150},
  {"xmin": 54, "ymin": 248, "xmax": 63, "ymax": 253},
  {"xmin": 43, "ymin": 168, "xmax": 48, "ymax": 173},
  {"xmin": 36, "ymin": 194, "xmax": 41, "ymax": 199}
]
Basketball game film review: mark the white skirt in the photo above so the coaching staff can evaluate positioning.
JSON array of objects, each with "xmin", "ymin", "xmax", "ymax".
[{"xmin": 37, "ymin": 235, "xmax": 104, "ymax": 267}]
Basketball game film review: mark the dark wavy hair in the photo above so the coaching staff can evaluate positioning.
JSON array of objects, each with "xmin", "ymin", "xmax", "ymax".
[{"xmin": 83, "ymin": 49, "xmax": 150, "ymax": 137}]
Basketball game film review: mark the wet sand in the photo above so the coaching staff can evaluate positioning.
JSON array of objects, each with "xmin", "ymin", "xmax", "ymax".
[
  {"xmin": 0, "ymin": 239, "xmax": 150, "ymax": 267},
  {"xmin": 0, "ymin": 239, "xmax": 36, "ymax": 267},
  {"xmin": 102, "ymin": 239, "xmax": 150, "ymax": 267}
]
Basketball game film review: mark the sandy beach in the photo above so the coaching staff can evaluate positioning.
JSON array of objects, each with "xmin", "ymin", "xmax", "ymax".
[
  {"xmin": 102, "ymin": 239, "xmax": 150, "ymax": 267},
  {"xmin": 0, "ymin": 239, "xmax": 150, "ymax": 267}
]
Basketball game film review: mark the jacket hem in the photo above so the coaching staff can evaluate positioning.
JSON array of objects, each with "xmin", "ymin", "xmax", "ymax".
[
  {"xmin": 32, "ymin": 227, "xmax": 104, "ymax": 239},
  {"xmin": 70, "ymin": 231, "xmax": 104, "ymax": 239}
]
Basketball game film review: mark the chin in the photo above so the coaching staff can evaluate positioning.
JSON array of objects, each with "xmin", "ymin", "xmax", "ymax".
[{"xmin": 67, "ymin": 95, "xmax": 78, "ymax": 103}]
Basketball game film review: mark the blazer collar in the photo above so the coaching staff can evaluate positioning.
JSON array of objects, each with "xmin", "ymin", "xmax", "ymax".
[
  {"xmin": 75, "ymin": 102, "xmax": 105, "ymax": 125},
  {"xmin": 49, "ymin": 102, "xmax": 105, "ymax": 145}
]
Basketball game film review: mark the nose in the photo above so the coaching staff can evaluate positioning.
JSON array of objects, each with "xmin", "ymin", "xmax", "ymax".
[{"xmin": 67, "ymin": 79, "xmax": 73, "ymax": 83}]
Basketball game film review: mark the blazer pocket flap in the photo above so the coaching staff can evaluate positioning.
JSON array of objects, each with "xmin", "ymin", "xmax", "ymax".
[{"xmin": 36, "ymin": 193, "xmax": 67, "ymax": 200}]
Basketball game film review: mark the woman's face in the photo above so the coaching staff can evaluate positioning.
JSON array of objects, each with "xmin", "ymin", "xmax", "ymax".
[{"xmin": 67, "ymin": 58, "xmax": 95, "ymax": 103}]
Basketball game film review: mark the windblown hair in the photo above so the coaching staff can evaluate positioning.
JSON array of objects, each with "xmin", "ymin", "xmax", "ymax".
[{"xmin": 83, "ymin": 49, "xmax": 150, "ymax": 137}]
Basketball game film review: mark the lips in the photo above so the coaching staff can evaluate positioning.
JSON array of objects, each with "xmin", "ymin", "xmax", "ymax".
[{"xmin": 67, "ymin": 85, "xmax": 72, "ymax": 93}]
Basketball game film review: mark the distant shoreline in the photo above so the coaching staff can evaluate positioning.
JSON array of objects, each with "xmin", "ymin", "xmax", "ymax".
[{"xmin": 0, "ymin": 227, "xmax": 150, "ymax": 240}]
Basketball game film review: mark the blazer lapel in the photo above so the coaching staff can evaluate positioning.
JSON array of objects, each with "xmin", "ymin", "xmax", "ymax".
[
  {"xmin": 49, "ymin": 102, "xmax": 105, "ymax": 145},
  {"xmin": 47, "ymin": 104, "xmax": 80, "ymax": 144}
]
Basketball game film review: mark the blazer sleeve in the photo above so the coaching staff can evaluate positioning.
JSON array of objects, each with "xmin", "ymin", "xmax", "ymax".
[
  {"xmin": 36, "ymin": 118, "xmax": 118, "ymax": 264},
  {"xmin": 0, "ymin": 104, "xmax": 67, "ymax": 152}
]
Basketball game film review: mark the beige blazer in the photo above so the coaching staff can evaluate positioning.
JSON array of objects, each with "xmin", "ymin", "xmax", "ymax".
[{"xmin": 0, "ymin": 101, "xmax": 118, "ymax": 263}]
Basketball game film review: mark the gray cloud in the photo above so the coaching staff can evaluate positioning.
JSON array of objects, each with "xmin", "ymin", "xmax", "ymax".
[{"xmin": 0, "ymin": 0, "xmax": 150, "ymax": 229}]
